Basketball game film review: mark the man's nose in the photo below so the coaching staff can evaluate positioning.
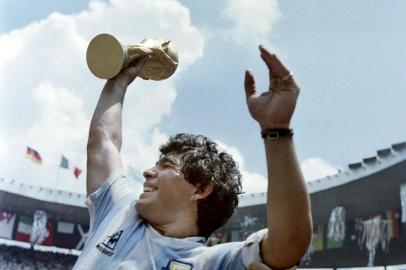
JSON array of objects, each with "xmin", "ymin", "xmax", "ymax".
[{"xmin": 143, "ymin": 167, "xmax": 157, "ymax": 180}]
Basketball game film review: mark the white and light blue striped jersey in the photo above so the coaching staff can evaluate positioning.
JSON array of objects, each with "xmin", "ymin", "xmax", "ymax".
[{"xmin": 73, "ymin": 171, "xmax": 270, "ymax": 270}]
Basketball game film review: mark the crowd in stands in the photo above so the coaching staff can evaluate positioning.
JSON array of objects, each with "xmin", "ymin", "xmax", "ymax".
[{"xmin": 0, "ymin": 244, "xmax": 77, "ymax": 270}]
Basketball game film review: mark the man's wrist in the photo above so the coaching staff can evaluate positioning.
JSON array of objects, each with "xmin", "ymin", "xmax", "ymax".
[
  {"xmin": 105, "ymin": 78, "xmax": 130, "ymax": 95},
  {"xmin": 259, "ymin": 122, "xmax": 291, "ymax": 130},
  {"xmin": 261, "ymin": 128, "xmax": 294, "ymax": 140}
]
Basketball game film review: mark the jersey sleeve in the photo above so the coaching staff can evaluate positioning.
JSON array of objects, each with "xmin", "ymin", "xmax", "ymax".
[
  {"xmin": 85, "ymin": 169, "xmax": 137, "ymax": 233},
  {"xmin": 212, "ymin": 229, "xmax": 299, "ymax": 269},
  {"xmin": 241, "ymin": 229, "xmax": 299, "ymax": 269}
]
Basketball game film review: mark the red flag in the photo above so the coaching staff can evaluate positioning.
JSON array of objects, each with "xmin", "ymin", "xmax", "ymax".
[
  {"xmin": 41, "ymin": 219, "xmax": 55, "ymax": 246},
  {"xmin": 26, "ymin": 146, "xmax": 42, "ymax": 164},
  {"xmin": 74, "ymin": 167, "xmax": 82, "ymax": 179},
  {"xmin": 385, "ymin": 209, "xmax": 400, "ymax": 239}
]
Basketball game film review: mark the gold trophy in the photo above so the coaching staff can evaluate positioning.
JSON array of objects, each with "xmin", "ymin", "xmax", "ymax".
[{"xmin": 86, "ymin": 33, "xmax": 178, "ymax": 80}]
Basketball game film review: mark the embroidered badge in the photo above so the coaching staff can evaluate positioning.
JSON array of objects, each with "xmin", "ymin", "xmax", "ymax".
[
  {"xmin": 163, "ymin": 259, "xmax": 193, "ymax": 270},
  {"xmin": 96, "ymin": 230, "xmax": 123, "ymax": 257}
]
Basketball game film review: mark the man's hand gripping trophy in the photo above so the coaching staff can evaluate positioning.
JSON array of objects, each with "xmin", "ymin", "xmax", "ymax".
[{"xmin": 86, "ymin": 33, "xmax": 178, "ymax": 81}]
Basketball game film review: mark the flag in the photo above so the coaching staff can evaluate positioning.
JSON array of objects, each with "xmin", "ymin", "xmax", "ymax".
[
  {"xmin": 0, "ymin": 210, "xmax": 16, "ymax": 239},
  {"xmin": 15, "ymin": 214, "xmax": 33, "ymax": 242},
  {"xmin": 55, "ymin": 222, "xmax": 89, "ymax": 250},
  {"xmin": 41, "ymin": 219, "xmax": 55, "ymax": 246},
  {"xmin": 26, "ymin": 146, "xmax": 42, "ymax": 164},
  {"xmin": 354, "ymin": 218, "xmax": 364, "ymax": 248},
  {"xmin": 401, "ymin": 184, "xmax": 406, "ymax": 223},
  {"xmin": 312, "ymin": 224, "xmax": 324, "ymax": 252},
  {"xmin": 385, "ymin": 209, "xmax": 400, "ymax": 239},
  {"xmin": 55, "ymin": 221, "xmax": 75, "ymax": 249},
  {"xmin": 346, "ymin": 218, "xmax": 364, "ymax": 248},
  {"xmin": 74, "ymin": 167, "xmax": 82, "ymax": 179},
  {"xmin": 327, "ymin": 234, "xmax": 344, "ymax": 249},
  {"xmin": 29, "ymin": 210, "xmax": 54, "ymax": 246},
  {"xmin": 60, "ymin": 155, "xmax": 69, "ymax": 169},
  {"xmin": 57, "ymin": 221, "xmax": 75, "ymax": 234},
  {"xmin": 326, "ymin": 206, "xmax": 345, "ymax": 249}
]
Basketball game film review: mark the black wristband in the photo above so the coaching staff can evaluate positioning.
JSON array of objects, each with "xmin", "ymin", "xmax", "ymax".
[{"xmin": 261, "ymin": 128, "xmax": 294, "ymax": 140}]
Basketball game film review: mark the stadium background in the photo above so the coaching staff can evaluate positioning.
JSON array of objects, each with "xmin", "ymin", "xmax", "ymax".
[{"xmin": 1, "ymin": 142, "xmax": 405, "ymax": 269}]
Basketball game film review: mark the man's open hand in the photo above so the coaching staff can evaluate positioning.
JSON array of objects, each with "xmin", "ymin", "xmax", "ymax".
[{"xmin": 244, "ymin": 45, "xmax": 300, "ymax": 129}]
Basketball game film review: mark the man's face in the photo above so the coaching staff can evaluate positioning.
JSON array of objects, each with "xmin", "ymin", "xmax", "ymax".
[{"xmin": 135, "ymin": 154, "xmax": 197, "ymax": 225}]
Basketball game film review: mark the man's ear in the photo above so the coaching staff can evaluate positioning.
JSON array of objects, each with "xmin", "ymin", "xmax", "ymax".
[{"xmin": 192, "ymin": 182, "xmax": 214, "ymax": 201}]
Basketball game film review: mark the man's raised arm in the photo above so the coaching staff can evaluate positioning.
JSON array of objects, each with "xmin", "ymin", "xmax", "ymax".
[
  {"xmin": 244, "ymin": 46, "xmax": 312, "ymax": 268},
  {"xmin": 86, "ymin": 57, "xmax": 149, "ymax": 196}
]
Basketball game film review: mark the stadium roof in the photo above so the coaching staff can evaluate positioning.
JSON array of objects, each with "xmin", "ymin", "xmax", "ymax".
[
  {"xmin": 1, "ymin": 141, "xmax": 405, "ymax": 221},
  {"xmin": 0, "ymin": 178, "xmax": 87, "ymax": 208},
  {"xmin": 0, "ymin": 178, "xmax": 89, "ymax": 223},
  {"xmin": 238, "ymin": 141, "xmax": 406, "ymax": 207}
]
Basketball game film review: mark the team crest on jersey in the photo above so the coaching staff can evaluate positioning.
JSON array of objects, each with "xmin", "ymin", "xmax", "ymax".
[
  {"xmin": 163, "ymin": 259, "xmax": 193, "ymax": 270},
  {"xmin": 96, "ymin": 230, "xmax": 123, "ymax": 257}
]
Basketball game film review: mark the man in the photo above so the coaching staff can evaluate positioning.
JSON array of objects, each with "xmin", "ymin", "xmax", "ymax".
[{"xmin": 73, "ymin": 45, "xmax": 312, "ymax": 269}]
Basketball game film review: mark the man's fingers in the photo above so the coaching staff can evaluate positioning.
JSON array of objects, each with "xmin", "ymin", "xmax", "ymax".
[
  {"xmin": 120, "ymin": 55, "xmax": 151, "ymax": 83},
  {"xmin": 128, "ymin": 55, "xmax": 150, "ymax": 73},
  {"xmin": 244, "ymin": 70, "xmax": 256, "ymax": 99},
  {"xmin": 259, "ymin": 45, "xmax": 290, "ymax": 77},
  {"xmin": 260, "ymin": 54, "xmax": 276, "ymax": 78}
]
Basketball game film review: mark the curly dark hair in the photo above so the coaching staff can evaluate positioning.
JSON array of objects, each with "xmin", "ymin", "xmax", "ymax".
[{"xmin": 159, "ymin": 133, "xmax": 243, "ymax": 238}]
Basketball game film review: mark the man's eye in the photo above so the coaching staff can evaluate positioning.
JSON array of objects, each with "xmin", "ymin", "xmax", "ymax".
[
  {"xmin": 162, "ymin": 164, "xmax": 181, "ymax": 173},
  {"xmin": 162, "ymin": 163, "xmax": 173, "ymax": 168}
]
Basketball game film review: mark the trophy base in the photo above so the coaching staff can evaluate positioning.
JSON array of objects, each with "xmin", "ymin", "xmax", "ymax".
[{"xmin": 86, "ymin": 34, "xmax": 126, "ymax": 79}]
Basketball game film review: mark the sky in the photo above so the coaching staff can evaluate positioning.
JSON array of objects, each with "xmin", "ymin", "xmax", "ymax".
[{"xmin": 0, "ymin": 0, "xmax": 406, "ymax": 195}]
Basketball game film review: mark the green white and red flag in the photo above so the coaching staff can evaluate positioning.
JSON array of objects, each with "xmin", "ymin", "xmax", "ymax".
[{"xmin": 15, "ymin": 214, "xmax": 33, "ymax": 242}]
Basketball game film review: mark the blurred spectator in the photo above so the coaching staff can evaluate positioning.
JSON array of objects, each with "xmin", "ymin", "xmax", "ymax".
[{"xmin": 0, "ymin": 244, "xmax": 77, "ymax": 270}]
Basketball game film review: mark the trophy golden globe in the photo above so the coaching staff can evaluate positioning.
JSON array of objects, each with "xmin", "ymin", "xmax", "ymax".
[{"xmin": 86, "ymin": 33, "xmax": 179, "ymax": 80}]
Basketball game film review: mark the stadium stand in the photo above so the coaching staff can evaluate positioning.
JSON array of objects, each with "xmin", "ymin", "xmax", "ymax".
[
  {"xmin": 0, "ymin": 243, "xmax": 77, "ymax": 270},
  {"xmin": 0, "ymin": 142, "xmax": 405, "ymax": 268},
  {"xmin": 217, "ymin": 142, "xmax": 406, "ymax": 267}
]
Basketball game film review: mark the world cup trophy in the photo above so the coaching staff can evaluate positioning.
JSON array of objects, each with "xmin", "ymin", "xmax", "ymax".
[{"xmin": 86, "ymin": 33, "xmax": 178, "ymax": 80}]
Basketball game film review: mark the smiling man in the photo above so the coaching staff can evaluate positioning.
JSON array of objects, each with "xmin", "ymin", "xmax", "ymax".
[{"xmin": 73, "ymin": 45, "xmax": 312, "ymax": 270}]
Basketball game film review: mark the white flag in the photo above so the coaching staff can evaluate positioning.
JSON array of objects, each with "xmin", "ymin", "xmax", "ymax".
[{"xmin": 57, "ymin": 221, "xmax": 75, "ymax": 234}]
